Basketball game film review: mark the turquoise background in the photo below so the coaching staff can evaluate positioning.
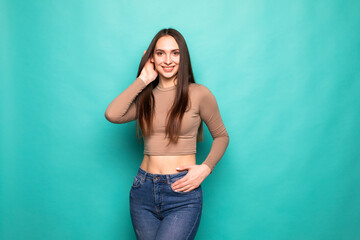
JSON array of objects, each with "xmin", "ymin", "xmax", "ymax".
[{"xmin": 1, "ymin": 0, "xmax": 359, "ymax": 239}]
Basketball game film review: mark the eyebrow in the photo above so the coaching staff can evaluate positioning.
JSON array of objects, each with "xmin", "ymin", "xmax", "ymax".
[{"xmin": 155, "ymin": 49, "xmax": 179, "ymax": 52}]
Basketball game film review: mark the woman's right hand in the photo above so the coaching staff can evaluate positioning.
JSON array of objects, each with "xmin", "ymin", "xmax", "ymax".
[{"xmin": 139, "ymin": 50, "xmax": 158, "ymax": 84}]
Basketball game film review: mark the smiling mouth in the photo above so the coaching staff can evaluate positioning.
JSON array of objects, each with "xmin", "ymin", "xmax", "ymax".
[{"xmin": 162, "ymin": 66, "xmax": 175, "ymax": 72}]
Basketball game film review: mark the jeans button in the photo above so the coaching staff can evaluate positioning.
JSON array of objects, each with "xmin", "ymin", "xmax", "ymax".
[{"xmin": 154, "ymin": 176, "xmax": 159, "ymax": 180}]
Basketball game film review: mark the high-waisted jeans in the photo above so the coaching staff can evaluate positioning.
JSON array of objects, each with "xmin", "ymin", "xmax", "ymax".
[{"xmin": 129, "ymin": 167, "xmax": 203, "ymax": 240}]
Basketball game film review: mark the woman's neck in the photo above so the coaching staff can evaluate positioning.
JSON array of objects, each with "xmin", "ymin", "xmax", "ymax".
[{"xmin": 158, "ymin": 76, "xmax": 177, "ymax": 88}]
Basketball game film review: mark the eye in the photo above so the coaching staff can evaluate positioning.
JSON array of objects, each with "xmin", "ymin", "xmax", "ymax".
[
  {"xmin": 157, "ymin": 52, "xmax": 163, "ymax": 56},
  {"xmin": 174, "ymin": 52, "xmax": 179, "ymax": 55}
]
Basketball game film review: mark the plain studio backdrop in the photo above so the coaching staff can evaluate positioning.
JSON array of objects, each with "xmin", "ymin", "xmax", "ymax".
[{"xmin": 1, "ymin": 0, "xmax": 359, "ymax": 239}]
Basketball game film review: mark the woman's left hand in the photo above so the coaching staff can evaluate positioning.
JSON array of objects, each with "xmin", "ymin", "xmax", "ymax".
[{"xmin": 171, "ymin": 164, "xmax": 212, "ymax": 192}]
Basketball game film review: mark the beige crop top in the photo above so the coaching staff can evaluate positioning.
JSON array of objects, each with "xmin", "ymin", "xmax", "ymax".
[{"xmin": 105, "ymin": 77, "xmax": 229, "ymax": 173}]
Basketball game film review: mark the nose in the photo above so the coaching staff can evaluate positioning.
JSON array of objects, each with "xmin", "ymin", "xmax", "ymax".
[{"xmin": 166, "ymin": 54, "xmax": 172, "ymax": 64}]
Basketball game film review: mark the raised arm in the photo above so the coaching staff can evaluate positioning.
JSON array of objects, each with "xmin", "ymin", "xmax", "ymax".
[
  {"xmin": 199, "ymin": 85, "xmax": 230, "ymax": 174},
  {"xmin": 105, "ymin": 77, "xmax": 148, "ymax": 124}
]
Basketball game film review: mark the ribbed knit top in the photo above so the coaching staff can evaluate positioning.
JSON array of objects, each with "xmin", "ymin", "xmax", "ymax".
[{"xmin": 105, "ymin": 77, "xmax": 229, "ymax": 173}]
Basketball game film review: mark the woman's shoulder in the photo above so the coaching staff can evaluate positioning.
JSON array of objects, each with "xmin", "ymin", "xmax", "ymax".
[{"xmin": 189, "ymin": 82, "xmax": 213, "ymax": 96}]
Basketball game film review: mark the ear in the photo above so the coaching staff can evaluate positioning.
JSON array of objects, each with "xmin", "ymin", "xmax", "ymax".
[{"xmin": 150, "ymin": 54, "xmax": 154, "ymax": 63}]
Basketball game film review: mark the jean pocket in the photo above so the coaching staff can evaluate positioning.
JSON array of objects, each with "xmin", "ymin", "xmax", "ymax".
[
  {"xmin": 169, "ymin": 175, "xmax": 199, "ymax": 194},
  {"xmin": 131, "ymin": 175, "xmax": 143, "ymax": 189}
]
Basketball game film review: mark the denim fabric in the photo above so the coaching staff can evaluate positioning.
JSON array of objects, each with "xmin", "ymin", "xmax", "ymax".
[{"xmin": 129, "ymin": 167, "xmax": 203, "ymax": 240}]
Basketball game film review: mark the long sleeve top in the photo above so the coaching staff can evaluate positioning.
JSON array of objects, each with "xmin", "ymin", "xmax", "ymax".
[{"xmin": 105, "ymin": 77, "xmax": 229, "ymax": 173}]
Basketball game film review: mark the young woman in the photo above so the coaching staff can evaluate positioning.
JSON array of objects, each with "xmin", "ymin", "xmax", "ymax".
[{"xmin": 105, "ymin": 28, "xmax": 229, "ymax": 240}]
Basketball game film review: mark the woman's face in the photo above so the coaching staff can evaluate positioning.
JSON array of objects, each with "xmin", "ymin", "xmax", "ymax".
[{"xmin": 150, "ymin": 35, "xmax": 180, "ymax": 81}]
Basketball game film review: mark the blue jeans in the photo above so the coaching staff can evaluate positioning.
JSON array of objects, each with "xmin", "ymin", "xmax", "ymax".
[{"xmin": 129, "ymin": 167, "xmax": 203, "ymax": 240}]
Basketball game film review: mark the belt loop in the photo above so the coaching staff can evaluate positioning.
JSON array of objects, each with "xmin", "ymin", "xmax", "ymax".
[
  {"xmin": 143, "ymin": 171, "xmax": 147, "ymax": 182},
  {"xmin": 166, "ymin": 175, "xmax": 170, "ymax": 184}
]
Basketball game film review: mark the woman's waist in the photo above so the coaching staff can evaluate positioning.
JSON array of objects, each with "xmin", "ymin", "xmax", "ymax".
[{"xmin": 140, "ymin": 154, "xmax": 196, "ymax": 174}]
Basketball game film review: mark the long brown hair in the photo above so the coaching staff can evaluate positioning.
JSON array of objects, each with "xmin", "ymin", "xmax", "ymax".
[{"xmin": 134, "ymin": 28, "xmax": 203, "ymax": 146}]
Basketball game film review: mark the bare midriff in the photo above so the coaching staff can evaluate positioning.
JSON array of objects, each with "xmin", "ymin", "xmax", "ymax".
[{"xmin": 140, "ymin": 154, "xmax": 196, "ymax": 174}]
